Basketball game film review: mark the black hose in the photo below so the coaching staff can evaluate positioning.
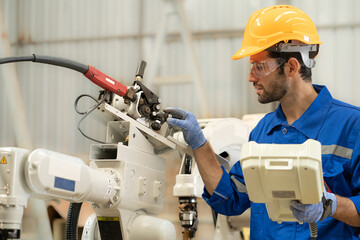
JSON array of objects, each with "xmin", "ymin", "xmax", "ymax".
[
  {"xmin": 309, "ymin": 222, "xmax": 318, "ymax": 240},
  {"xmin": 0, "ymin": 54, "xmax": 89, "ymax": 74},
  {"xmin": 0, "ymin": 56, "xmax": 34, "ymax": 64},
  {"xmin": 33, "ymin": 55, "xmax": 89, "ymax": 73},
  {"xmin": 66, "ymin": 202, "xmax": 83, "ymax": 240}
]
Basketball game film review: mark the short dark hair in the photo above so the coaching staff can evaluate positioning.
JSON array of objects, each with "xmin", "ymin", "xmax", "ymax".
[{"xmin": 268, "ymin": 44, "xmax": 320, "ymax": 82}]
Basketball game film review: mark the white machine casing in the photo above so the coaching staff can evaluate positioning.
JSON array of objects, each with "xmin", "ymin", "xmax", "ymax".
[
  {"xmin": 25, "ymin": 149, "xmax": 117, "ymax": 205},
  {"xmin": 202, "ymin": 118, "xmax": 250, "ymax": 168},
  {"xmin": 0, "ymin": 148, "xmax": 31, "ymax": 232},
  {"xmin": 82, "ymin": 107, "xmax": 177, "ymax": 240},
  {"xmin": 240, "ymin": 139, "xmax": 323, "ymax": 223}
]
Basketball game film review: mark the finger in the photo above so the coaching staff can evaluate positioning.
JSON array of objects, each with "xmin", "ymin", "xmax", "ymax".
[
  {"xmin": 290, "ymin": 206, "xmax": 302, "ymax": 218},
  {"xmin": 291, "ymin": 200, "xmax": 306, "ymax": 211},
  {"xmin": 164, "ymin": 107, "xmax": 187, "ymax": 120},
  {"xmin": 290, "ymin": 204, "xmax": 308, "ymax": 220},
  {"xmin": 167, "ymin": 117, "xmax": 187, "ymax": 129}
]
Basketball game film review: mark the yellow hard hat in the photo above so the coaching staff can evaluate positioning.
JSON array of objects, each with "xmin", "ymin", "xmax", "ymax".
[{"xmin": 232, "ymin": 5, "xmax": 322, "ymax": 60}]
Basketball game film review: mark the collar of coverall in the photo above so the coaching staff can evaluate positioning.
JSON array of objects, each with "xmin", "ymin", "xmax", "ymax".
[{"xmin": 265, "ymin": 85, "xmax": 332, "ymax": 139}]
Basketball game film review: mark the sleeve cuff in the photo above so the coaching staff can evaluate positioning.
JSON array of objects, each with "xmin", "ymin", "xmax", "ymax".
[
  {"xmin": 349, "ymin": 195, "xmax": 360, "ymax": 215},
  {"xmin": 202, "ymin": 166, "xmax": 234, "ymax": 206}
]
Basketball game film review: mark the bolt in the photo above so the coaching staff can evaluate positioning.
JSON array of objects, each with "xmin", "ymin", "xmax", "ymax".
[
  {"xmin": 145, "ymin": 106, "xmax": 151, "ymax": 114},
  {"xmin": 151, "ymin": 121, "xmax": 161, "ymax": 131}
]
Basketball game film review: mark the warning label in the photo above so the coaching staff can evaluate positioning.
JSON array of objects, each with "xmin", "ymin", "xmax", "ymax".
[{"xmin": 0, "ymin": 157, "xmax": 7, "ymax": 164}]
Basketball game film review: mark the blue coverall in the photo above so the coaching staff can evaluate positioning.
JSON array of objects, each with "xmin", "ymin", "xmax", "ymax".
[{"xmin": 203, "ymin": 85, "xmax": 360, "ymax": 239}]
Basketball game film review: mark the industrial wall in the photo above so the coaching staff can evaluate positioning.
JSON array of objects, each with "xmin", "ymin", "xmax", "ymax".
[
  {"xmin": 1, "ymin": 0, "xmax": 359, "ymax": 154},
  {"xmin": 0, "ymin": 0, "xmax": 359, "ymax": 239}
]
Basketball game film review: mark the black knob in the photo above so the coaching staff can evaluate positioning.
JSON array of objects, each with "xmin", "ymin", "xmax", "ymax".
[
  {"xmin": 136, "ymin": 60, "xmax": 147, "ymax": 78},
  {"xmin": 151, "ymin": 121, "xmax": 162, "ymax": 131}
]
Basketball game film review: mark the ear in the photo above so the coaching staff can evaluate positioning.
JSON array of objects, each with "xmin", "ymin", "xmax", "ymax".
[{"xmin": 286, "ymin": 57, "xmax": 301, "ymax": 77}]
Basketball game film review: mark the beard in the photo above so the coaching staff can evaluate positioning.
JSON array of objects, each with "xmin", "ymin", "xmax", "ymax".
[{"xmin": 256, "ymin": 74, "xmax": 288, "ymax": 104}]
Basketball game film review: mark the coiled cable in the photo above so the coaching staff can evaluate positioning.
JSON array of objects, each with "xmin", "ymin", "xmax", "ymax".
[
  {"xmin": 74, "ymin": 91, "xmax": 110, "ymax": 144},
  {"xmin": 309, "ymin": 222, "xmax": 318, "ymax": 240},
  {"xmin": 66, "ymin": 202, "xmax": 83, "ymax": 240}
]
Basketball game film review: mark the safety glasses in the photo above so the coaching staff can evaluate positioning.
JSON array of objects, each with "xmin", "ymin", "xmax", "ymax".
[{"xmin": 249, "ymin": 58, "xmax": 286, "ymax": 78}]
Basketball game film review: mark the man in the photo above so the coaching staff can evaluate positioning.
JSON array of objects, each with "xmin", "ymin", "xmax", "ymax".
[{"xmin": 165, "ymin": 5, "xmax": 360, "ymax": 239}]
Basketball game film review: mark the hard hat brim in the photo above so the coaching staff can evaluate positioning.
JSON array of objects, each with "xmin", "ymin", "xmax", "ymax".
[{"xmin": 232, "ymin": 46, "xmax": 267, "ymax": 60}]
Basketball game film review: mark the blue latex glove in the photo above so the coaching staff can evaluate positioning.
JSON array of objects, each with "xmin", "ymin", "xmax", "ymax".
[
  {"xmin": 164, "ymin": 107, "xmax": 206, "ymax": 149},
  {"xmin": 290, "ymin": 191, "xmax": 337, "ymax": 223}
]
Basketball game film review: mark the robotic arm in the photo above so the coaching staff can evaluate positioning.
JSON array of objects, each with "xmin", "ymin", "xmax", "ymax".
[
  {"xmin": 0, "ymin": 147, "xmax": 118, "ymax": 238},
  {"xmin": 0, "ymin": 56, "xmax": 177, "ymax": 240}
]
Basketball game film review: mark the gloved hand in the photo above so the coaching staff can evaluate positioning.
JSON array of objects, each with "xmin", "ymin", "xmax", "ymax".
[
  {"xmin": 290, "ymin": 191, "xmax": 337, "ymax": 223},
  {"xmin": 164, "ymin": 107, "xmax": 206, "ymax": 149}
]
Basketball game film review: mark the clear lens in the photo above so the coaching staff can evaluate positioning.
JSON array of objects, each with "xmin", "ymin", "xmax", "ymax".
[{"xmin": 249, "ymin": 58, "xmax": 286, "ymax": 78}]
